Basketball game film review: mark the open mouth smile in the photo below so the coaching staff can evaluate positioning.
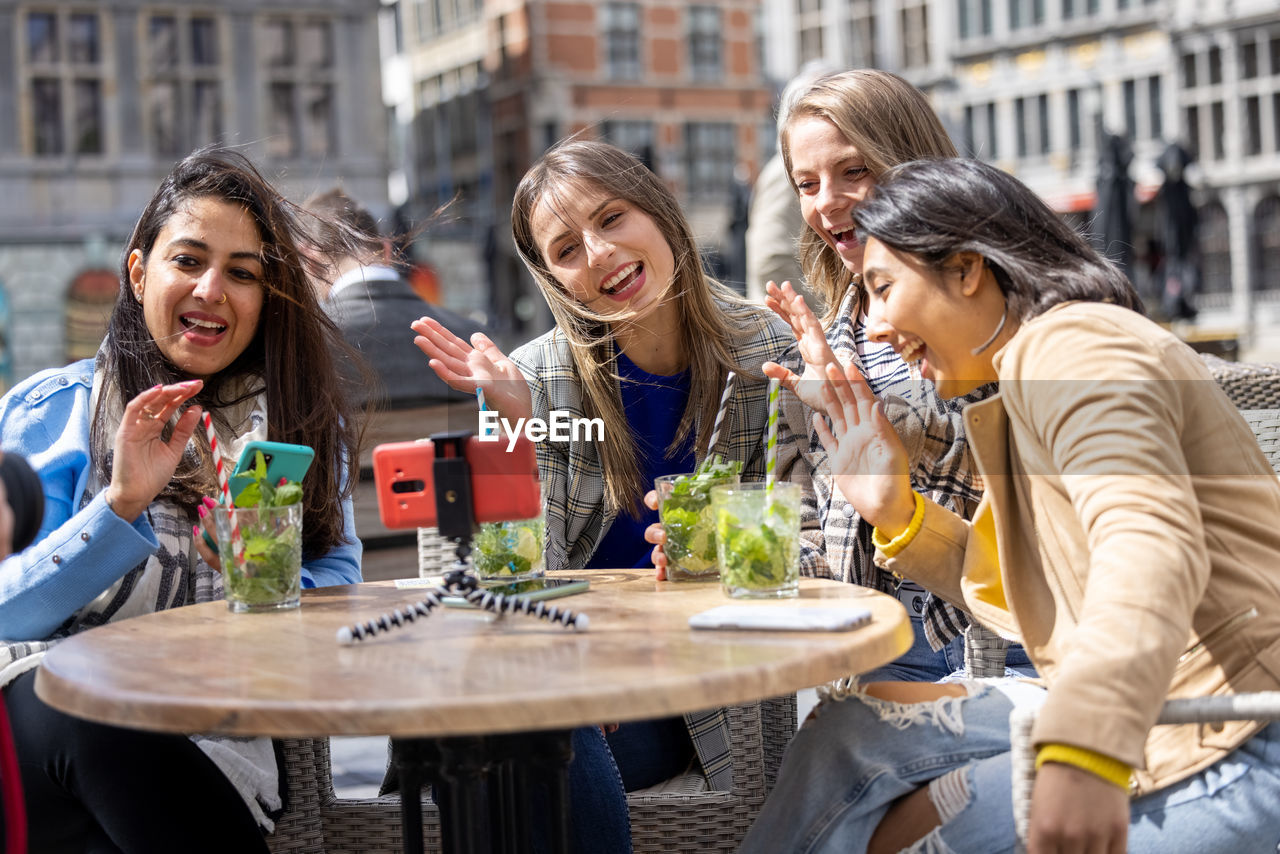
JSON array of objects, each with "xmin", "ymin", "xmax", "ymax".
[
  {"xmin": 180, "ymin": 313, "xmax": 228, "ymax": 341},
  {"xmin": 600, "ymin": 261, "xmax": 644, "ymax": 298},
  {"xmin": 899, "ymin": 340, "xmax": 925, "ymax": 365}
]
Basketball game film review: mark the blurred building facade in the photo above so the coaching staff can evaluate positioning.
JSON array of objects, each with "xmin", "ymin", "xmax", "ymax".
[
  {"xmin": 758, "ymin": 0, "xmax": 1280, "ymax": 345},
  {"xmin": 383, "ymin": 0, "xmax": 772, "ymax": 341},
  {"xmin": 0, "ymin": 0, "xmax": 388, "ymax": 387}
]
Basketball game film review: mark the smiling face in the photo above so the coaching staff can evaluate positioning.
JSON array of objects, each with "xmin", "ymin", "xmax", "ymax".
[
  {"xmin": 860, "ymin": 238, "xmax": 1004, "ymax": 398},
  {"xmin": 529, "ymin": 183, "xmax": 676, "ymax": 322},
  {"xmin": 787, "ymin": 114, "xmax": 877, "ymax": 277},
  {"xmin": 128, "ymin": 197, "xmax": 266, "ymax": 379}
]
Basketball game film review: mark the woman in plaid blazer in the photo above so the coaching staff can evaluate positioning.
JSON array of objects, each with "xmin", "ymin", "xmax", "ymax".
[{"xmin": 412, "ymin": 139, "xmax": 791, "ymax": 845}]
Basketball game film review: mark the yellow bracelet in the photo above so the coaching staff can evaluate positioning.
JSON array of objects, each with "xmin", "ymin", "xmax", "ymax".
[
  {"xmin": 1036, "ymin": 743, "xmax": 1132, "ymax": 791},
  {"xmin": 871, "ymin": 492, "xmax": 925, "ymax": 559}
]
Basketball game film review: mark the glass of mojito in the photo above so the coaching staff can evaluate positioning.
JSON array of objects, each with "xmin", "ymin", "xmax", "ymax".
[
  {"xmin": 711, "ymin": 481, "xmax": 801, "ymax": 599},
  {"xmin": 215, "ymin": 502, "xmax": 303, "ymax": 613},
  {"xmin": 655, "ymin": 459, "xmax": 742, "ymax": 581},
  {"xmin": 473, "ymin": 512, "xmax": 546, "ymax": 581}
]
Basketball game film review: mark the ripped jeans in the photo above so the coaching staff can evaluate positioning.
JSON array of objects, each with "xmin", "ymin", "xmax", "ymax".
[{"xmin": 739, "ymin": 679, "xmax": 1280, "ymax": 854}]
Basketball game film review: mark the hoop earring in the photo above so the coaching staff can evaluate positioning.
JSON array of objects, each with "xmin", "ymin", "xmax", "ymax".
[{"xmin": 971, "ymin": 303, "xmax": 1008, "ymax": 356}]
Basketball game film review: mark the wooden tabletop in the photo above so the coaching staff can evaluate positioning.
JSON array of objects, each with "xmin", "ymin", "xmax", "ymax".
[{"xmin": 36, "ymin": 571, "xmax": 911, "ymax": 739}]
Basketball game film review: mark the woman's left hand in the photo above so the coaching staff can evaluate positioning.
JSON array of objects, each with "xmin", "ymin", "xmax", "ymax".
[{"xmin": 1028, "ymin": 763, "xmax": 1128, "ymax": 854}]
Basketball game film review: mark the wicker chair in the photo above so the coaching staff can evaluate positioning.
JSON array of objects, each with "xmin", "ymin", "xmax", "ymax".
[
  {"xmin": 268, "ymin": 695, "xmax": 797, "ymax": 854},
  {"xmin": 1007, "ymin": 403, "xmax": 1280, "ymax": 849}
]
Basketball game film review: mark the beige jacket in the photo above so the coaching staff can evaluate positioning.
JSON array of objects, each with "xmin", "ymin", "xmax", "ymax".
[{"xmin": 877, "ymin": 302, "xmax": 1280, "ymax": 795}]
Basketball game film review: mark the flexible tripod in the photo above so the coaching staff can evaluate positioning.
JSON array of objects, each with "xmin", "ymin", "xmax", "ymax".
[{"xmin": 337, "ymin": 430, "xmax": 587, "ymax": 645}]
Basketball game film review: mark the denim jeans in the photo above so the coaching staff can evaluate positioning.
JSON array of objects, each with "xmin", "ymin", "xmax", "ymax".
[
  {"xmin": 740, "ymin": 679, "xmax": 1280, "ymax": 854},
  {"xmin": 605, "ymin": 716, "xmax": 694, "ymax": 792},
  {"xmin": 559, "ymin": 725, "xmax": 633, "ymax": 854}
]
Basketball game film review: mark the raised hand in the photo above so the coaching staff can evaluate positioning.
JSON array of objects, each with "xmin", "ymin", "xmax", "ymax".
[
  {"xmin": 104, "ymin": 380, "xmax": 204, "ymax": 522},
  {"xmin": 411, "ymin": 316, "xmax": 533, "ymax": 423},
  {"xmin": 763, "ymin": 281, "xmax": 841, "ymax": 410},
  {"xmin": 811, "ymin": 362, "xmax": 915, "ymax": 536}
]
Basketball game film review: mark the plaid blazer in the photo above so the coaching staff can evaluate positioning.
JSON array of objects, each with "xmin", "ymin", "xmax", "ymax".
[
  {"xmin": 510, "ymin": 306, "xmax": 791, "ymax": 791},
  {"xmin": 774, "ymin": 289, "xmax": 999, "ymax": 656}
]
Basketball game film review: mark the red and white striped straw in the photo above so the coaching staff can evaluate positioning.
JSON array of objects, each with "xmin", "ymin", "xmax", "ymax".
[{"xmin": 203, "ymin": 412, "xmax": 246, "ymax": 571}]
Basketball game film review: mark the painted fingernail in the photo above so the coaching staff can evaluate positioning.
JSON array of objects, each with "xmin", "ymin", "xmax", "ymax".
[
  {"xmin": 192, "ymin": 525, "xmax": 201, "ymax": 538},
  {"xmin": 198, "ymin": 505, "xmax": 207, "ymax": 519},
  {"xmin": 278, "ymin": 477, "xmax": 288, "ymax": 486},
  {"xmin": 202, "ymin": 496, "xmax": 217, "ymax": 509}
]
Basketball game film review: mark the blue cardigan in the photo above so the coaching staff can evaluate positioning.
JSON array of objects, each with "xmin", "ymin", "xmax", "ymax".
[{"xmin": 0, "ymin": 360, "xmax": 361, "ymax": 640}]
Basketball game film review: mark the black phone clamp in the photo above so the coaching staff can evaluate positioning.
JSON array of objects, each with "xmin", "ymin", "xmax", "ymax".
[
  {"xmin": 336, "ymin": 431, "xmax": 588, "ymax": 644},
  {"xmin": 335, "ymin": 568, "xmax": 588, "ymax": 645}
]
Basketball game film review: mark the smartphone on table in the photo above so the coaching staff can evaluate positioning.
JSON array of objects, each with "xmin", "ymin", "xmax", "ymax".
[{"xmin": 441, "ymin": 576, "xmax": 589, "ymax": 608}]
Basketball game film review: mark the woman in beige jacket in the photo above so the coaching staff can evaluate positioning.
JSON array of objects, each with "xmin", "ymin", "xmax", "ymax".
[{"xmin": 741, "ymin": 158, "xmax": 1280, "ymax": 854}]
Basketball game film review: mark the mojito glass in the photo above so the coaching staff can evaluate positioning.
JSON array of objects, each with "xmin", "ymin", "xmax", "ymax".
[
  {"xmin": 655, "ymin": 467, "xmax": 741, "ymax": 580},
  {"xmin": 473, "ymin": 514, "xmax": 546, "ymax": 581},
  {"xmin": 214, "ymin": 502, "xmax": 303, "ymax": 612},
  {"xmin": 711, "ymin": 482, "xmax": 801, "ymax": 599}
]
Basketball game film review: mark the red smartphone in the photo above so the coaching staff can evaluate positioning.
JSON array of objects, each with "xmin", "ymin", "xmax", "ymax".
[{"xmin": 372, "ymin": 435, "xmax": 541, "ymax": 529}]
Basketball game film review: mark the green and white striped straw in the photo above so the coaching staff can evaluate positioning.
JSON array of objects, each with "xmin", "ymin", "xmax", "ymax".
[{"xmin": 764, "ymin": 377, "xmax": 780, "ymax": 496}]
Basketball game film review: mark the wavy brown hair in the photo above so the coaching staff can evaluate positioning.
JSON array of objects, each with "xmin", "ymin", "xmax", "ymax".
[
  {"xmin": 93, "ymin": 146, "xmax": 363, "ymax": 558},
  {"xmin": 779, "ymin": 69, "xmax": 957, "ymax": 326},
  {"xmin": 511, "ymin": 139, "xmax": 771, "ymax": 517}
]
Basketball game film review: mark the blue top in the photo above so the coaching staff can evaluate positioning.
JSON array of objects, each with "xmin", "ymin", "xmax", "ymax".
[
  {"xmin": 0, "ymin": 360, "xmax": 362, "ymax": 640},
  {"xmin": 586, "ymin": 353, "xmax": 694, "ymax": 570}
]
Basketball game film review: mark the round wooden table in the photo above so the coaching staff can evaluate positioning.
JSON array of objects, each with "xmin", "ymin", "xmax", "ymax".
[{"xmin": 37, "ymin": 570, "xmax": 911, "ymax": 854}]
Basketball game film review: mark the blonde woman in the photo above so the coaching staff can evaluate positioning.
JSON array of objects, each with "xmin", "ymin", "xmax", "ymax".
[
  {"xmin": 761, "ymin": 69, "xmax": 1033, "ymax": 681},
  {"xmin": 413, "ymin": 139, "xmax": 790, "ymax": 845}
]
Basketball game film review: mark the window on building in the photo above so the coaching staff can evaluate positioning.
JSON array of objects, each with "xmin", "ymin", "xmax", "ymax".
[
  {"xmin": 964, "ymin": 101, "xmax": 999, "ymax": 159},
  {"xmin": 1013, "ymin": 95, "xmax": 1048, "ymax": 158},
  {"xmin": 688, "ymin": 6, "xmax": 721, "ymax": 81},
  {"xmin": 1256, "ymin": 197, "xmax": 1280, "ymax": 295},
  {"xmin": 1008, "ymin": 0, "xmax": 1044, "ymax": 30},
  {"xmin": 1182, "ymin": 51, "xmax": 1197, "ymax": 88},
  {"xmin": 1274, "ymin": 93, "xmax": 1280, "ymax": 153},
  {"xmin": 1123, "ymin": 79, "xmax": 1137, "ymax": 140},
  {"xmin": 1271, "ymin": 35, "xmax": 1280, "ymax": 77},
  {"xmin": 1198, "ymin": 202, "xmax": 1231, "ymax": 301},
  {"xmin": 145, "ymin": 13, "xmax": 224, "ymax": 157},
  {"xmin": 846, "ymin": 0, "xmax": 876, "ymax": 68},
  {"xmin": 1015, "ymin": 98, "xmax": 1027, "ymax": 157},
  {"xmin": 1242, "ymin": 40, "xmax": 1258, "ymax": 79},
  {"xmin": 1149, "ymin": 75, "xmax": 1163, "ymax": 140},
  {"xmin": 957, "ymin": 0, "xmax": 992, "ymax": 39},
  {"xmin": 899, "ymin": 2, "xmax": 929, "ymax": 69},
  {"xmin": 797, "ymin": 0, "xmax": 824, "ymax": 61},
  {"xmin": 1245, "ymin": 96, "xmax": 1262, "ymax": 157},
  {"xmin": 601, "ymin": 120, "xmax": 655, "ymax": 165},
  {"xmin": 1067, "ymin": 88, "xmax": 1082, "ymax": 152},
  {"xmin": 1210, "ymin": 100, "xmax": 1225, "ymax": 160},
  {"xmin": 1037, "ymin": 93, "xmax": 1050, "ymax": 154},
  {"xmin": 22, "ymin": 9, "xmax": 105, "ymax": 156},
  {"xmin": 1208, "ymin": 45, "xmax": 1222, "ymax": 85},
  {"xmin": 685, "ymin": 122, "xmax": 736, "ymax": 197},
  {"xmin": 260, "ymin": 17, "xmax": 335, "ymax": 158},
  {"xmin": 1185, "ymin": 105, "xmax": 1200, "ymax": 158},
  {"xmin": 604, "ymin": 3, "xmax": 641, "ymax": 80}
]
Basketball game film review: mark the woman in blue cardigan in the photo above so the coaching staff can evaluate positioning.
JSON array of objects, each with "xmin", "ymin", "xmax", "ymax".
[{"xmin": 0, "ymin": 147, "xmax": 363, "ymax": 853}]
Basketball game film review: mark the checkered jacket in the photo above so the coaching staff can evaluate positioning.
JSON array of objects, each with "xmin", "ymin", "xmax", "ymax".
[
  {"xmin": 510, "ymin": 306, "xmax": 792, "ymax": 791},
  {"xmin": 775, "ymin": 289, "xmax": 997, "ymax": 654}
]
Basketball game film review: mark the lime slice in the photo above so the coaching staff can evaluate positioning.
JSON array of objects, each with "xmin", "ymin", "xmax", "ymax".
[{"xmin": 515, "ymin": 526, "xmax": 540, "ymax": 561}]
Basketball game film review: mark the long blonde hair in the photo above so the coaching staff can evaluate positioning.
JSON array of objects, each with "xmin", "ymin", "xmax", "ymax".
[
  {"xmin": 779, "ymin": 69, "xmax": 958, "ymax": 325},
  {"xmin": 512, "ymin": 139, "xmax": 767, "ymax": 517}
]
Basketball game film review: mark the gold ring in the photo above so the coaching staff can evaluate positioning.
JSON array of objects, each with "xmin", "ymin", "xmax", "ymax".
[
  {"xmin": 142, "ymin": 408, "xmax": 158, "ymax": 420},
  {"xmin": 217, "ymin": 294, "xmax": 227, "ymax": 305}
]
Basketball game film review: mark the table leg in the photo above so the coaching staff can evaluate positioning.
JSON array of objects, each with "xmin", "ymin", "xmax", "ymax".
[
  {"xmin": 515, "ymin": 730, "xmax": 574, "ymax": 854},
  {"xmin": 438, "ymin": 736, "xmax": 489, "ymax": 854},
  {"xmin": 393, "ymin": 738, "xmax": 438, "ymax": 854}
]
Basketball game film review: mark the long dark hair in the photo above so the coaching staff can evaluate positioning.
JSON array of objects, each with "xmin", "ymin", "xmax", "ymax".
[
  {"xmin": 93, "ymin": 146, "xmax": 361, "ymax": 557},
  {"xmin": 853, "ymin": 158, "xmax": 1142, "ymax": 321}
]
